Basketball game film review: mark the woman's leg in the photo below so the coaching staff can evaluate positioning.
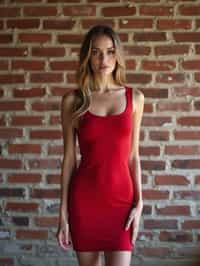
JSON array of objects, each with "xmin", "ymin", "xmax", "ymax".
[
  {"xmin": 76, "ymin": 251, "xmax": 102, "ymax": 266},
  {"xmin": 104, "ymin": 251, "xmax": 132, "ymax": 266}
]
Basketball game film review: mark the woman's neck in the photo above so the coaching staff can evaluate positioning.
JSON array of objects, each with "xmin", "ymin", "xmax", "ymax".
[{"xmin": 94, "ymin": 74, "xmax": 118, "ymax": 93}]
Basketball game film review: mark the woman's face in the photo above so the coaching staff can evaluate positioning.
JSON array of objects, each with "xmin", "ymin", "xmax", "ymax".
[{"xmin": 89, "ymin": 35, "xmax": 117, "ymax": 77}]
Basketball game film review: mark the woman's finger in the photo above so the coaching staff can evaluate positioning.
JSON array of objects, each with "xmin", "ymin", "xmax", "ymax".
[
  {"xmin": 125, "ymin": 208, "xmax": 137, "ymax": 230},
  {"xmin": 58, "ymin": 230, "xmax": 71, "ymax": 250},
  {"xmin": 131, "ymin": 223, "xmax": 139, "ymax": 244}
]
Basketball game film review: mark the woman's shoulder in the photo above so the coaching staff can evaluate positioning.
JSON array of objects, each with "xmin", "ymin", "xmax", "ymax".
[
  {"xmin": 61, "ymin": 88, "xmax": 80, "ymax": 112},
  {"xmin": 126, "ymin": 86, "xmax": 144, "ymax": 112}
]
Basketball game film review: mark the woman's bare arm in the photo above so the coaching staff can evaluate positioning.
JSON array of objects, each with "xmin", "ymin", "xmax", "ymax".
[
  {"xmin": 59, "ymin": 91, "xmax": 77, "ymax": 224},
  {"xmin": 129, "ymin": 88, "xmax": 144, "ymax": 208}
]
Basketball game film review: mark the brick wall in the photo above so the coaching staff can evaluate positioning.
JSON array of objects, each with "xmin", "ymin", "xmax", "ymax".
[{"xmin": 0, "ymin": 0, "xmax": 200, "ymax": 265}]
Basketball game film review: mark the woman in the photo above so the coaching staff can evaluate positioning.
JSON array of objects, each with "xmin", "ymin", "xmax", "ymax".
[{"xmin": 57, "ymin": 25, "xmax": 144, "ymax": 266}]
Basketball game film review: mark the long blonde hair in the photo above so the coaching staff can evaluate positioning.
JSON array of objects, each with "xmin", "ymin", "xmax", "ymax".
[{"xmin": 72, "ymin": 25, "xmax": 126, "ymax": 128}]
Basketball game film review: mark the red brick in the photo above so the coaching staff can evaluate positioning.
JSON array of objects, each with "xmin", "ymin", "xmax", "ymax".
[
  {"xmin": 6, "ymin": 202, "xmax": 39, "ymax": 212},
  {"xmin": 24, "ymin": 6, "xmax": 57, "ymax": 16},
  {"xmin": 157, "ymin": 102, "xmax": 190, "ymax": 112},
  {"xmin": 143, "ymin": 205, "xmax": 152, "ymax": 215},
  {"xmin": 0, "ymin": 128, "xmax": 23, "ymax": 139},
  {"xmin": 194, "ymin": 72, "xmax": 200, "ymax": 82},
  {"xmin": 141, "ymin": 60, "xmax": 176, "ymax": 71},
  {"xmin": 30, "ymin": 130, "xmax": 61, "ymax": 139},
  {"xmin": 0, "ymin": 75, "xmax": 24, "ymax": 84},
  {"xmin": 0, "ymin": 34, "xmax": 12, "ymax": 43},
  {"xmin": 34, "ymin": 216, "xmax": 58, "ymax": 227},
  {"xmin": 82, "ymin": 19, "xmax": 114, "ymax": 29},
  {"xmin": 182, "ymin": 60, "xmax": 200, "ymax": 70},
  {"xmin": 0, "ymin": 101, "xmax": 25, "ymax": 111},
  {"xmin": 126, "ymin": 73, "xmax": 152, "ymax": 84},
  {"xmin": 0, "ymin": 7, "xmax": 20, "ymax": 17},
  {"xmin": 48, "ymin": 144, "xmax": 62, "ymax": 155},
  {"xmin": 8, "ymin": 144, "xmax": 41, "ymax": 154},
  {"xmin": 16, "ymin": 229, "xmax": 48, "ymax": 239},
  {"xmin": 194, "ymin": 100, "xmax": 200, "ymax": 110},
  {"xmin": 142, "ymin": 116, "xmax": 171, "ymax": 126},
  {"xmin": 172, "ymin": 159, "xmax": 200, "ymax": 169},
  {"xmin": 30, "ymin": 73, "xmax": 63, "ymax": 83},
  {"xmin": 142, "ymin": 88, "xmax": 168, "ymax": 99},
  {"xmin": 28, "ymin": 159, "xmax": 61, "ymax": 169},
  {"xmin": 140, "ymin": 6, "xmax": 173, "ymax": 16},
  {"xmin": 12, "ymin": 60, "xmax": 45, "ymax": 71},
  {"xmin": 195, "ymin": 175, "xmax": 200, "ymax": 184},
  {"xmin": 134, "ymin": 32, "xmax": 166, "ymax": 42},
  {"xmin": 8, "ymin": 173, "xmax": 41, "ymax": 183},
  {"xmin": 165, "ymin": 145, "xmax": 200, "ymax": 156},
  {"xmin": 155, "ymin": 45, "xmax": 189, "ymax": 56},
  {"xmin": 32, "ymin": 47, "xmax": 65, "ymax": 57},
  {"xmin": 0, "ymin": 60, "xmax": 8, "ymax": 70},
  {"xmin": 182, "ymin": 220, "xmax": 200, "ymax": 229},
  {"xmin": 7, "ymin": 19, "xmax": 40, "ymax": 29},
  {"xmin": 177, "ymin": 116, "xmax": 200, "ymax": 126},
  {"xmin": 0, "ymin": 48, "xmax": 28, "ymax": 57},
  {"xmin": 63, "ymin": 5, "xmax": 96, "ymax": 16},
  {"xmin": 173, "ymin": 190, "xmax": 200, "ymax": 200},
  {"xmin": 124, "ymin": 46, "xmax": 151, "ymax": 56},
  {"xmin": 0, "ymin": 159, "xmax": 22, "ymax": 169},
  {"xmin": 157, "ymin": 19, "xmax": 191, "ymax": 30},
  {"xmin": 179, "ymin": 5, "xmax": 200, "ymax": 15},
  {"xmin": 159, "ymin": 231, "xmax": 192, "ymax": 242},
  {"xmin": 142, "ymin": 160, "xmax": 166, "ymax": 171},
  {"xmin": 140, "ymin": 146, "xmax": 160, "ymax": 156},
  {"xmin": 155, "ymin": 205, "xmax": 191, "ymax": 216},
  {"xmin": 0, "ymin": 258, "xmax": 14, "ymax": 266},
  {"xmin": 31, "ymin": 188, "xmax": 60, "ymax": 198},
  {"xmin": 175, "ymin": 130, "xmax": 200, "ymax": 140},
  {"xmin": 176, "ymin": 247, "xmax": 200, "ymax": 257},
  {"xmin": 155, "ymin": 175, "xmax": 189, "ymax": 186},
  {"xmin": 13, "ymin": 88, "xmax": 46, "ymax": 98},
  {"xmin": 11, "ymin": 116, "xmax": 44, "ymax": 126},
  {"xmin": 173, "ymin": 86, "xmax": 200, "ymax": 97},
  {"xmin": 144, "ymin": 219, "xmax": 178, "ymax": 229},
  {"xmin": 46, "ymin": 174, "xmax": 60, "ymax": 184},
  {"xmin": 31, "ymin": 101, "xmax": 59, "ymax": 111},
  {"xmin": 102, "ymin": 6, "xmax": 135, "ymax": 17},
  {"xmin": 0, "ymin": 188, "xmax": 24, "ymax": 197},
  {"xmin": 19, "ymin": 33, "xmax": 51, "ymax": 43},
  {"xmin": 49, "ymin": 60, "xmax": 78, "ymax": 71},
  {"xmin": 139, "ymin": 247, "xmax": 170, "ymax": 257},
  {"xmin": 119, "ymin": 19, "xmax": 153, "ymax": 29},
  {"xmin": 143, "ymin": 189, "xmax": 169, "ymax": 200},
  {"xmin": 156, "ymin": 73, "xmax": 185, "ymax": 83},
  {"xmin": 57, "ymin": 34, "xmax": 84, "ymax": 44},
  {"xmin": 43, "ymin": 19, "xmax": 75, "ymax": 30},
  {"xmin": 173, "ymin": 32, "xmax": 200, "ymax": 42},
  {"xmin": 149, "ymin": 131, "xmax": 169, "ymax": 141}
]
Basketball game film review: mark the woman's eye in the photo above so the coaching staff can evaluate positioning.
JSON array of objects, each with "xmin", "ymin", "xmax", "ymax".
[
  {"xmin": 108, "ymin": 50, "xmax": 115, "ymax": 55},
  {"xmin": 91, "ymin": 50, "xmax": 98, "ymax": 55}
]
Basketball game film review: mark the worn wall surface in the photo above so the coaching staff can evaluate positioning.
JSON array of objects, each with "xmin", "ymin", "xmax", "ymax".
[{"xmin": 0, "ymin": 0, "xmax": 200, "ymax": 265}]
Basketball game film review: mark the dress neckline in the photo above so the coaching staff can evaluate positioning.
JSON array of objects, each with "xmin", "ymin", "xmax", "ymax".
[{"xmin": 86, "ymin": 86, "xmax": 129, "ymax": 119}]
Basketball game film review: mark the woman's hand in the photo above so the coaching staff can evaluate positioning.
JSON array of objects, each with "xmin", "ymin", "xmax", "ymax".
[
  {"xmin": 57, "ymin": 220, "xmax": 73, "ymax": 251},
  {"xmin": 125, "ymin": 201, "xmax": 143, "ymax": 245}
]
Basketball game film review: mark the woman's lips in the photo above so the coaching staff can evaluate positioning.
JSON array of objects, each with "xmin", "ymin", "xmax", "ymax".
[{"xmin": 99, "ymin": 65, "xmax": 109, "ymax": 69}]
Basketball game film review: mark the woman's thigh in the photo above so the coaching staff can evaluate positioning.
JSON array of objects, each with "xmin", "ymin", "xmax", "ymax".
[
  {"xmin": 104, "ymin": 251, "xmax": 132, "ymax": 266},
  {"xmin": 76, "ymin": 251, "xmax": 102, "ymax": 266}
]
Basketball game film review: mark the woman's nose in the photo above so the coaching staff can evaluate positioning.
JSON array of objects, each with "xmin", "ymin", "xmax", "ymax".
[{"xmin": 99, "ymin": 52, "xmax": 106, "ymax": 61}]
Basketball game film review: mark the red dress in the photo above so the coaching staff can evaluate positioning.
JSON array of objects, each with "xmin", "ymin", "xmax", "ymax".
[{"xmin": 68, "ymin": 86, "xmax": 136, "ymax": 251}]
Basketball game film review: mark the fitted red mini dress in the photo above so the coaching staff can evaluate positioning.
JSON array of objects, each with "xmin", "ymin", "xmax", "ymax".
[{"xmin": 68, "ymin": 86, "xmax": 136, "ymax": 251}]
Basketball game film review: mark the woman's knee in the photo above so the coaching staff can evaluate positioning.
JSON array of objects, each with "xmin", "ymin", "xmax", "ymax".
[
  {"xmin": 76, "ymin": 251, "xmax": 102, "ymax": 266},
  {"xmin": 104, "ymin": 251, "xmax": 132, "ymax": 266}
]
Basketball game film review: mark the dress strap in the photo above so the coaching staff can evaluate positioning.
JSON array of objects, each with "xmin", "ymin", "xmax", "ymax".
[{"xmin": 125, "ymin": 86, "xmax": 133, "ymax": 114}]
